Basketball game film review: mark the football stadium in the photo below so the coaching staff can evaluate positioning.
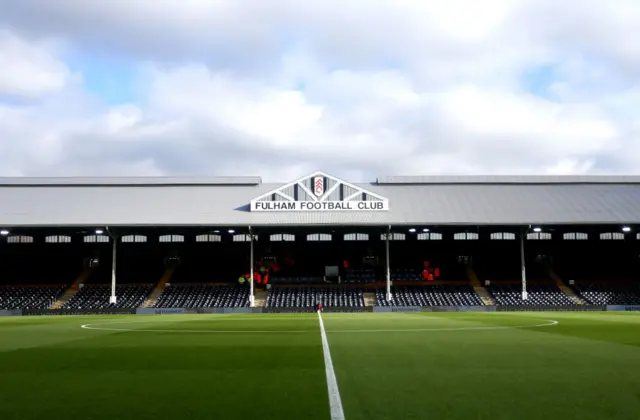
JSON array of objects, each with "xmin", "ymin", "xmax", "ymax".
[{"xmin": 2, "ymin": 171, "xmax": 640, "ymax": 420}]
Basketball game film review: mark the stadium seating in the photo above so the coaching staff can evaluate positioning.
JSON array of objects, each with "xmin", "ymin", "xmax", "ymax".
[
  {"xmin": 342, "ymin": 267, "xmax": 456, "ymax": 283},
  {"xmin": 390, "ymin": 268, "xmax": 422, "ymax": 282},
  {"xmin": 0, "ymin": 286, "xmax": 65, "ymax": 309},
  {"xmin": 88, "ymin": 249, "xmax": 165, "ymax": 285},
  {"xmin": 474, "ymin": 261, "xmax": 521, "ymax": 282},
  {"xmin": 552, "ymin": 242, "xmax": 639, "ymax": 282},
  {"xmin": 153, "ymin": 284, "xmax": 249, "ymax": 308},
  {"xmin": 265, "ymin": 287, "xmax": 365, "ymax": 308},
  {"xmin": 574, "ymin": 283, "xmax": 640, "ymax": 305},
  {"xmin": 269, "ymin": 276, "xmax": 324, "ymax": 285},
  {"xmin": 486, "ymin": 284, "xmax": 575, "ymax": 306},
  {"xmin": 375, "ymin": 285, "xmax": 484, "ymax": 307},
  {"xmin": 344, "ymin": 268, "xmax": 377, "ymax": 284},
  {"xmin": 0, "ymin": 243, "xmax": 85, "ymax": 286},
  {"xmin": 61, "ymin": 284, "xmax": 153, "ymax": 309}
]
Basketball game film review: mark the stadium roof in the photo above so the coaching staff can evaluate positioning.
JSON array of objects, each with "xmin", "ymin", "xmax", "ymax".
[
  {"xmin": 2, "ymin": 172, "xmax": 640, "ymax": 227},
  {"xmin": 377, "ymin": 175, "xmax": 640, "ymax": 184},
  {"xmin": 0, "ymin": 176, "xmax": 261, "ymax": 186}
]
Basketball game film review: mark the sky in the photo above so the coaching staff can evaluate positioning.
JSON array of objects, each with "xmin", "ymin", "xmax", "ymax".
[{"xmin": 0, "ymin": 0, "xmax": 639, "ymax": 181}]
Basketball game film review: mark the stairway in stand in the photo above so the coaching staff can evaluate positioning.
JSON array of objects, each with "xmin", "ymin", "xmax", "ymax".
[
  {"xmin": 143, "ymin": 268, "xmax": 174, "ymax": 308},
  {"xmin": 50, "ymin": 268, "xmax": 92, "ymax": 309},
  {"xmin": 363, "ymin": 292, "xmax": 376, "ymax": 306},
  {"xmin": 253, "ymin": 291, "xmax": 267, "ymax": 308},
  {"xmin": 466, "ymin": 266, "xmax": 495, "ymax": 305},
  {"xmin": 549, "ymin": 269, "xmax": 585, "ymax": 305}
]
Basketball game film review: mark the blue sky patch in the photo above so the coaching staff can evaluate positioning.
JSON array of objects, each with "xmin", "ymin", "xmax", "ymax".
[
  {"xmin": 521, "ymin": 64, "xmax": 558, "ymax": 100},
  {"xmin": 65, "ymin": 51, "xmax": 137, "ymax": 105}
]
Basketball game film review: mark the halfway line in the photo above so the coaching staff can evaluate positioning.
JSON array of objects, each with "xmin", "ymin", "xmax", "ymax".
[{"xmin": 318, "ymin": 311, "xmax": 345, "ymax": 420}]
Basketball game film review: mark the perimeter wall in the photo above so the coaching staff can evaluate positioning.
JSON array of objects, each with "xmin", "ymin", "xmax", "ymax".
[{"xmin": 5, "ymin": 305, "xmax": 640, "ymax": 316}]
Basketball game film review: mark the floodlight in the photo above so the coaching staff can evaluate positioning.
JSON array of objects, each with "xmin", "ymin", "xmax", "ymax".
[
  {"xmin": 533, "ymin": 227, "xmax": 542, "ymax": 233},
  {"xmin": 622, "ymin": 226, "xmax": 631, "ymax": 232},
  {"xmin": 408, "ymin": 228, "xmax": 416, "ymax": 233},
  {"xmin": 228, "ymin": 229, "xmax": 235, "ymax": 234},
  {"xmin": 0, "ymin": 229, "xmax": 8, "ymax": 236},
  {"xmin": 423, "ymin": 228, "xmax": 430, "ymax": 232},
  {"xmin": 95, "ymin": 229, "xmax": 104, "ymax": 235}
]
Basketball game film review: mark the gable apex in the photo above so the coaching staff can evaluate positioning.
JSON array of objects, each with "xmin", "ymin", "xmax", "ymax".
[{"xmin": 249, "ymin": 171, "xmax": 389, "ymax": 212}]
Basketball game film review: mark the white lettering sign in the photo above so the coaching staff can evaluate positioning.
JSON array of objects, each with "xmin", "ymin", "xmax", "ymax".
[{"xmin": 251, "ymin": 201, "xmax": 389, "ymax": 212}]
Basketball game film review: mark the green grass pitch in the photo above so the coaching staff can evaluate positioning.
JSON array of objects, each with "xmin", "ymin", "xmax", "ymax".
[{"xmin": 1, "ymin": 312, "xmax": 640, "ymax": 420}]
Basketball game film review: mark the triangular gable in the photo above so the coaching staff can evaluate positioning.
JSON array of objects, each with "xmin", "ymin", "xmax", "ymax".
[{"xmin": 250, "ymin": 171, "xmax": 389, "ymax": 212}]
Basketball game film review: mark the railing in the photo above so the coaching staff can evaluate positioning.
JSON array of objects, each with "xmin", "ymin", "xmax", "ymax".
[
  {"xmin": 22, "ymin": 308, "xmax": 137, "ymax": 316},
  {"xmin": 263, "ymin": 306, "xmax": 370, "ymax": 313},
  {"xmin": 12, "ymin": 304, "xmax": 635, "ymax": 316},
  {"xmin": 495, "ymin": 305, "xmax": 605, "ymax": 312}
]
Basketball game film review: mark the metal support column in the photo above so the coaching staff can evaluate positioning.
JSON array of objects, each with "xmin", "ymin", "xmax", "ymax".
[
  {"xmin": 386, "ymin": 225, "xmax": 392, "ymax": 301},
  {"xmin": 249, "ymin": 226, "xmax": 255, "ymax": 307},
  {"xmin": 520, "ymin": 231, "xmax": 528, "ymax": 300},
  {"xmin": 108, "ymin": 228, "xmax": 117, "ymax": 304}
]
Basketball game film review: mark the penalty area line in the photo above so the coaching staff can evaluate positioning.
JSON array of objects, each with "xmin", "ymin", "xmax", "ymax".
[{"xmin": 318, "ymin": 310, "xmax": 345, "ymax": 420}]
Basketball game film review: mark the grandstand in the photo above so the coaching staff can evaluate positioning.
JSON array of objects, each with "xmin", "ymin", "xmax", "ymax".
[
  {"xmin": 375, "ymin": 285, "xmax": 483, "ymax": 307},
  {"xmin": 153, "ymin": 284, "xmax": 250, "ymax": 308},
  {"xmin": 0, "ymin": 285, "xmax": 65, "ymax": 309},
  {"xmin": 265, "ymin": 287, "xmax": 365, "ymax": 308},
  {"xmin": 3, "ymin": 172, "xmax": 640, "ymax": 420},
  {"xmin": 61, "ymin": 284, "xmax": 153, "ymax": 309},
  {"xmin": 1, "ymin": 172, "xmax": 640, "ymax": 313}
]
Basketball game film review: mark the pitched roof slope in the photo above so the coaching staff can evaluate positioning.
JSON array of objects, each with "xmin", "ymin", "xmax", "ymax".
[{"xmin": 1, "ymin": 176, "xmax": 640, "ymax": 226}]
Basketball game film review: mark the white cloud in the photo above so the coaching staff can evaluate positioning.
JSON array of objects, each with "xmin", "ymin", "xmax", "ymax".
[
  {"xmin": 0, "ymin": 30, "xmax": 70, "ymax": 97},
  {"xmin": 0, "ymin": 0, "xmax": 639, "ymax": 179},
  {"xmin": 440, "ymin": 86, "xmax": 619, "ymax": 154},
  {"xmin": 143, "ymin": 65, "xmax": 324, "ymax": 147}
]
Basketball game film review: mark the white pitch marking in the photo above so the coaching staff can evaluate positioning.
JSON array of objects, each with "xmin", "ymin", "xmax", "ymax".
[
  {"xmin": 80, "ymin": 323, "xmax": 308, "ymax": 333},
  {"xmin": 79, "ymin": 318, "xmax": 559, "ymax": 335},
  {"xmin": 317, "ymin": 311, "xmax": 345, "ymax": 420},
  {"xmin": 328, "ymin": 319, "xmax": 559, "ymax": 333},
  {"xmin": 186, "ymin": 316, "xmax": 320, "ymax": 321}
]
